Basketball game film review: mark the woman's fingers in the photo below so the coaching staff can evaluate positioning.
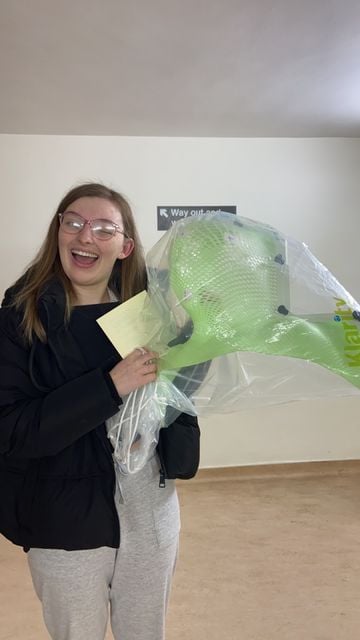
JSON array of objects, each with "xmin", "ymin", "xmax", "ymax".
[
  {"xmin": 109, "ymin": 348, "xmax": 159, "ymax": 396},
  {"xmin": 132, "ymin": 348, "xmax": 159, "ymax": 369}
]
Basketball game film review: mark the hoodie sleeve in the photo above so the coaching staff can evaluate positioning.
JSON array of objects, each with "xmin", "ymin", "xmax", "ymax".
[{"xmin": 0, "ymin": 308, "xmax": 121, "ymax": 459}]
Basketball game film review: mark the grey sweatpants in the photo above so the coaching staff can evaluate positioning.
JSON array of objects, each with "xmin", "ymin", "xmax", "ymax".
[{"xmin": 27, "ymin": 456, "xmax": 180, "ymax": 640}]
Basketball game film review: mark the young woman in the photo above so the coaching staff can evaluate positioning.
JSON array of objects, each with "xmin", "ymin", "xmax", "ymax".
[{"xmin": 0, "ymin": 183, "xmax": 199, "ymax": 640}]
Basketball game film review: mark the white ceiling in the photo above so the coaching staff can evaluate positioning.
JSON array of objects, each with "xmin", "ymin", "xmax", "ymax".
[{"xmin": 1, "ymin": 0, "xmax": 360, "ymax": 137}]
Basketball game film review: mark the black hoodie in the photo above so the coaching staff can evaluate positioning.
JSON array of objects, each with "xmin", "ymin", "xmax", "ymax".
[{"xmin": 0, "ymin": 279, "xmax": 124, "ymax": 550}]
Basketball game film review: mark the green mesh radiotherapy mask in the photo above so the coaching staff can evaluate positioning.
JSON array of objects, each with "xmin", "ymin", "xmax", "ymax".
[
  {"xmin": 105, "ymin": 212, "xmax": 360, "ymax": 475},
  {"xmin": 156, "ymin": 213, "xmax": 360, "ymax": 390}
]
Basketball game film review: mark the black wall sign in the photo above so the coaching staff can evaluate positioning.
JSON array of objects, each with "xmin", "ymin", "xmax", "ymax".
[{"xmin": 157, "ymin": 206, "xmax": 237, "ymax": 230}]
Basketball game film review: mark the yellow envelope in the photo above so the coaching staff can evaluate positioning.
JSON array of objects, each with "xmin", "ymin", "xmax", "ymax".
[{"xmin": 97, "ymin": 290, "xmax": 162, "ymax": 357}]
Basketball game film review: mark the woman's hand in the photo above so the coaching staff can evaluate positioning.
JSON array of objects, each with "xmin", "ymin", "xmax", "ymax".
[{"xmin": 109, "ymin": 348, "xmax": 158, "ymax": 397}]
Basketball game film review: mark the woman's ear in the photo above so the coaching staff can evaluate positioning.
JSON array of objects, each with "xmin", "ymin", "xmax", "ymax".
[{"xmin": 118, "ymin": 238, "xmax": 135, "ymax": 260}]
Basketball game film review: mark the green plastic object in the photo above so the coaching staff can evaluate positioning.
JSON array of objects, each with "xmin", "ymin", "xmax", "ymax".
[{"xmin": 159, "ymin": 215, "xmax": 360, "ymax": 389}]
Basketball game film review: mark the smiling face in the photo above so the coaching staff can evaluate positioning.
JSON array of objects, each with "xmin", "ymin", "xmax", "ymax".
[{"xmin": 58, "ymin": 196, "xmax": 134, "ymax": 304}]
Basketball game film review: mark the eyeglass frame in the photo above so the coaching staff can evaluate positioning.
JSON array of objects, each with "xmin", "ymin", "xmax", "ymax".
[{"xmin": 58, "ymin": 211, "xmax": 131, "ymax": 240}]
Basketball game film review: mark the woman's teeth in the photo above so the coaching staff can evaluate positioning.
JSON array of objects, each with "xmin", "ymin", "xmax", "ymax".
[
  {"xmin": 71, "ymin": 249, "xmax": 99, "ymax": 265},
  {"xmin": 72, "ymin": 250, "xmax": 98, "ymax": 258}
]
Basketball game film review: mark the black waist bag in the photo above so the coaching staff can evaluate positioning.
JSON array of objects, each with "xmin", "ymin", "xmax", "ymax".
[
  {"xmin": 155, "ymin": 360, "xmax": 210, "ymax": 483},
  {"xmin": 156, "ymin": 411, "xmax": 200, "ymax": 481}
]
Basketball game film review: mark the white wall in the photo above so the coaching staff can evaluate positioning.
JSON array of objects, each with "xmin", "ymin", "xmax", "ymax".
[{"xmin": 1, "ymin": 135, "xmax": 360, "ymax": 467}]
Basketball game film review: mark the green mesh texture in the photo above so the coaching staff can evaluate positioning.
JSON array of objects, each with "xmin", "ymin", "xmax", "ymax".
[{"xmin": 160, "ymin": 215, "xmax": 360, "ymax": 389}]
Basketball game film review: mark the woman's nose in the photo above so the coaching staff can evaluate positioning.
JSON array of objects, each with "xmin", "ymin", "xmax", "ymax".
[{"xmin": 78, "ymin": 222, "xmax": 93, "ymax": 242}]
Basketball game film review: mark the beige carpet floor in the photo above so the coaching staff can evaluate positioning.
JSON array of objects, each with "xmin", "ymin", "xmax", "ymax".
[{"xmin": 1, "ymin": 461, "xmax": 360, "ymax": 640}]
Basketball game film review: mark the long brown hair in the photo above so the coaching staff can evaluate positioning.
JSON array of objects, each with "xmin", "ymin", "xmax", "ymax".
[{"xmin": 12, "ymin": 183, "xmax": 147, "ymax": 343}]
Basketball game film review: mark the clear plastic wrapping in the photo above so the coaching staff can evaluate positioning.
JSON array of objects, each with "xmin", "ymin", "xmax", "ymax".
[{"xmin": 104, "ymin": 212, "xmax": 360, "ymax": 472}]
